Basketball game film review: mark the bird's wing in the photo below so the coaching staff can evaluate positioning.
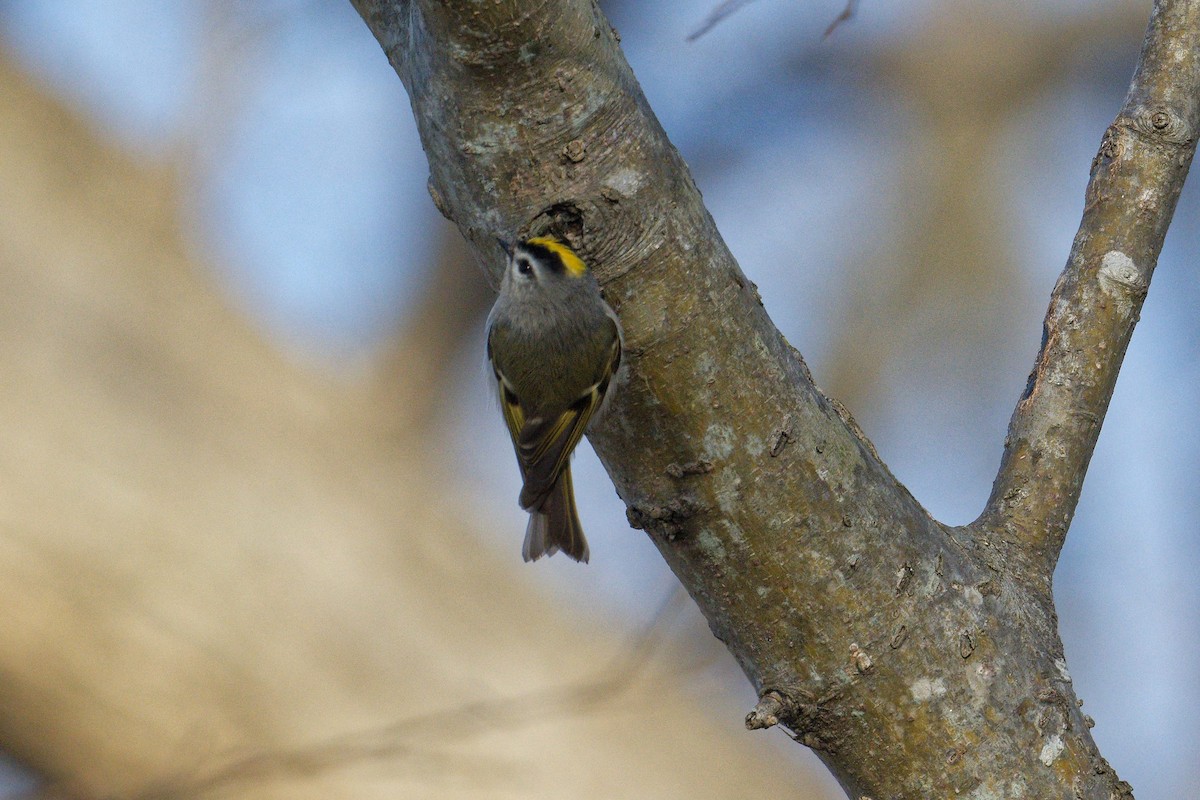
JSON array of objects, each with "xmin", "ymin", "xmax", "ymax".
[
  {"xmin": 517, "ymin": 330, "xmax": 621, "ymax": 510},
  {"xmin": 516, "ymin": 389, "xmax": 600, "ymax": 511},
  {"xmin": 488, "ymin": 336, "xmax": 526, "ymax": 460}
]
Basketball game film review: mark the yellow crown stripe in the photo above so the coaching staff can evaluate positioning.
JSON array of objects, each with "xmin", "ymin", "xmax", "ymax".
[{"xmin": 526, "ymin": 236, "xmax": 588, "ymax": 277}]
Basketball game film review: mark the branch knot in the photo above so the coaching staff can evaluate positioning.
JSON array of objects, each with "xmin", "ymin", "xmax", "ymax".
[
  {"xmin": 1129, "ymin": 105, "xmax": 1194, "ymax": 146},
  {"xmin": 745, "ymin": 690, "xmax": 787, "ymax": 730}
]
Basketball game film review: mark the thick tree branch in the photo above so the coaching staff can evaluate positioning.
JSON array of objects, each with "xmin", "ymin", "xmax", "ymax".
[
  {"xmin": 980, "ymin": 0, "xmax": 1200, "ymax": 576},
  {"xmin": 350, "ymin": 1, "xmax": 1188, "ymax": 797}
]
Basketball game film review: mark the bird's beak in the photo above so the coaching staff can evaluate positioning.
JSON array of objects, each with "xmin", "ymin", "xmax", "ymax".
[{"xmin": 496, "ymin": 237, "xmax": 514, "ymax": 258}]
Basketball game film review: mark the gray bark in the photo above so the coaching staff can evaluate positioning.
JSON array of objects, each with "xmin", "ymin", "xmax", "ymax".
[{"xmin": 350, "ymin": 0, "xmax": 1198, "ymax": 797}]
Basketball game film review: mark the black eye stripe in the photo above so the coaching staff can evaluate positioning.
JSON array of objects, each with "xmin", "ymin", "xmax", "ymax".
[{"xmin": 520, "ymin": 242, "xmax": 565, "ymax": 273}]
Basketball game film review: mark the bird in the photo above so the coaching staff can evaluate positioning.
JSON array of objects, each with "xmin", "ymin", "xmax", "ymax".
[{"xmin": 486, "ymin": 235, "xmax": 623, "ymax": 563}]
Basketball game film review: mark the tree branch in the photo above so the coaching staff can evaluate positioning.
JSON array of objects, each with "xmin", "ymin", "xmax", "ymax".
[
  {"xmin": 980, "ymin": 0, "xmax": 1200, "ymax": 577},
  {"xmin": 350, "ymin": 1, "xmax": 1192, "ymax": 797}
]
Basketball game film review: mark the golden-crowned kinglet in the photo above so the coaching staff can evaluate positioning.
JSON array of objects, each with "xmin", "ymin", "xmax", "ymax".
[{"xmin": 486, "ymin": 236, "xmax": 623, "ymax": 563}]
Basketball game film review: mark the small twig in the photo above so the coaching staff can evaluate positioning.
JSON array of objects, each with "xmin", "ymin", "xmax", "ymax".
[
  {"xmin": 823, "ymin": 0, "xmax": 858, "ymax": 39},
  {"xmin": 686, "ymin": 0, "xmax": 756, "ymax": 42},
  {"xmin": 688, "ymin": 0, "xmax": 859, "ymax": 43}
]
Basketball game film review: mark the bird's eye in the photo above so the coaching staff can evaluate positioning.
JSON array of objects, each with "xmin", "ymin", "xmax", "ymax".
[{"xmin": 517, "ymin": 259, "xmax": 533, "ymax": 276}]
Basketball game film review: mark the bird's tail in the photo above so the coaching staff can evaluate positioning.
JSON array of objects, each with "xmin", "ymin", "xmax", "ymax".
[{"xmin": 522, "ymin": 465, "xmax": 589, "ymax": 563}]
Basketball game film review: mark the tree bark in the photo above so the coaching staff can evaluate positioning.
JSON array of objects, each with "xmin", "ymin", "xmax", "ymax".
[{"xmin": 350, "ymin": 0, "xmax": 1198, "ymax": 797}]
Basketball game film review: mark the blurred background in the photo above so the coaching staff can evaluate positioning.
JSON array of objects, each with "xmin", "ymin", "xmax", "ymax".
[{"xmin": 0, "ymin": 0, "xmax": 1195, "ymax": 797}]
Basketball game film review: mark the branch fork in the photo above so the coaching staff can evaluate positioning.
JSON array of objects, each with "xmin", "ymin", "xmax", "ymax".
[{"xmin": 352, "ymin": 0, "xmax": 1200, "ymax": 795}]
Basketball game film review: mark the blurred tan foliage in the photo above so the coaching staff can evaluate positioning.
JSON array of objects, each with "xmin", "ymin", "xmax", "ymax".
[{"xmin": 0, "ymin": 48, "xmax": 824, "ymax": 800}]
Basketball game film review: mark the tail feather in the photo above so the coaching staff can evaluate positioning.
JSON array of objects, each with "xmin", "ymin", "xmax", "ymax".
[{"xmin": 522, "ymin": 466, "xmax": 589, "ymax": 563}]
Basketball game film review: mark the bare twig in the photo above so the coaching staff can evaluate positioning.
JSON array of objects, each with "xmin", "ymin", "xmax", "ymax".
[
  {"xmin": 979, "ymin": 0, "xmax": 1200, "ymax": 576},
  {"xmin": 687, "ymin": 0, "xmax": 859, "ymax": 42},
  {"xmin": 823, "ymin": 0, "xmax": 858, "ymax": 39},
  {"xmin": 686, "ymin": 0, "xmax": 756, "ymax": 42},
  {"xmin": 691, "ymin": 0, "xmax": 859, "ymax": 42}
]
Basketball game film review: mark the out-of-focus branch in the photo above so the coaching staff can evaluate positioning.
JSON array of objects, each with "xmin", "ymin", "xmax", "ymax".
[
  {"xmin": 372, "ymin": 223, "xmax": 493, "ymax": 434},
  {"xmin": 0, "ymin": 45, "xmax": 820, "ymax": 800},
  {"xmin": 685, "ymin": 0, "xmax": 856, "ymax": 42},
  {"xmin": 686, "ymin": 1, "xmax": 756, "ymax": 42},
  {"xmin": 821, "ymin": 3, "xmax": 1146, "ymax": 423},
  {"xmin": 980, "ymin": 0, "xmax": 1200, "ymax": 578}
]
